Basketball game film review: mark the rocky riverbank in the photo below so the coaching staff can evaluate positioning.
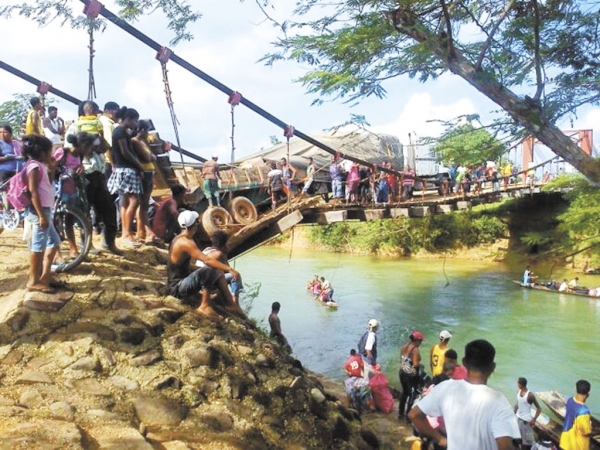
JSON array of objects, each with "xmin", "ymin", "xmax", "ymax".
[{"xmin": 0, "ymin": 229, "xmax": 415, "ymax": 449}]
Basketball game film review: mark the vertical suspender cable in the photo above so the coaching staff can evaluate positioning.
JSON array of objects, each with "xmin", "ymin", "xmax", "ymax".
[
  {"xmin": 157, "ymin": 47, "xmax": 188, "ymax": 185},
  {"xmin": 228, "ymin": 91, "xmax": 242, "ymax": 164},
  {"xmin": 87, "ymin": 25, "xmax": 97, "ymax": 101},
  {"xmin": 284, "ymin": 125, "xmax": 294, "ymax": 210}
]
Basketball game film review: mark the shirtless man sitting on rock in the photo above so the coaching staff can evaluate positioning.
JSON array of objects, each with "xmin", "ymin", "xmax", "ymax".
[{"xmin": 167, "ymin": 210, "xmax": 243, "ymax": 320}]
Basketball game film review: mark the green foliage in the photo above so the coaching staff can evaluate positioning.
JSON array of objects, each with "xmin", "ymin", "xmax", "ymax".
[
  {"xmin": 239, "ymin": 281, "xmax": 261, "ymax": 316},
  {"xmin": 306, "ymin": 211, "xmax": 507, "ymax": 255},
  {"xmin": 0, "ymin": 0, "xmax": 200, "ymax": 45},
  {"xmin": 0, "ymin": 93, "xmax": 36, "ymax": 137},
  {"xmin": 263, "ymin": 0, "xmax": 600, "ymax": 122},
  {"xmin": 431, "ymin": 123, "xmax": 507, "ymax": 166},
  {"xmin": 520, "ymin": 232, "xmax": 552, "ymax": 249},
  {"xmin": 261, "ymin": 0, "xmax": 600, "ymax": 180},
  {"xmin": 547, "ymin": 176, "xmax": 600, "ymax": 246}
]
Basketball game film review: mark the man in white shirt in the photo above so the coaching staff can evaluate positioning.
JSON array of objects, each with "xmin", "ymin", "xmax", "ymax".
[
  {"xmin": 43, "ymin": 106, "xmax": 64, "ymax": 145},
  {"xmin": 559, "ymin": 279, "xmax": 569, "ymax": 292},
  {"xmin": 409, "ymin": 339, "xmax": 520, "ymax": 450}
]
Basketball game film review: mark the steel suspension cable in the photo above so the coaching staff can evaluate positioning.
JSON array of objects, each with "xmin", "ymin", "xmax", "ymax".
[{"xmin": 77, "ymin": 0, "xmax": 405, "ymax": 179}]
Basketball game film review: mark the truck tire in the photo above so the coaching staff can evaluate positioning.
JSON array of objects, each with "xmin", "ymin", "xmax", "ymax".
[
  {"xmin": 229, "ymin": 197, "xmax": 258, "ymax": 225},
  {"xmin": 202, "ymin": 206, "xmax": 232, "ymax": 236}
]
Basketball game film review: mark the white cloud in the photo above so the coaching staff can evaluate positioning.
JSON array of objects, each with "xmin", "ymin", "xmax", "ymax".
[{"xmin": 371, "ymin": 93, "xmax": 477, "ymax": 145}]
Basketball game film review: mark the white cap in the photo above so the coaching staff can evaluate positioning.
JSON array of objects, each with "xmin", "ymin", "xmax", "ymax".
[
  {"xmin": 368, "ymin": 319, "xmax": 379, "ymax": 329},
  {"xmin": 178, "ymin": 210, "xmax": 199, "ymax": 229},
  {"xmin": 439, "ymin": 330, "xmax": 452, "ymax": 340},
  {"xmin": 212, "ymin": 154, "xmax": 219, "ymax": 159}
]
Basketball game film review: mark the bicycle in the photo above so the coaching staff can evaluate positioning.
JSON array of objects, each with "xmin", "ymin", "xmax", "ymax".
[{"xmin": 0, "ymin": 167, "xmax": 92, "ymax": 273}]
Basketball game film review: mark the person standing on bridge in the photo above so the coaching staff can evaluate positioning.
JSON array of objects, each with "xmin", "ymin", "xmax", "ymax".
[
  {"xmin": 202, "ymin": 154, "xmax": 221, "ymax": 207},
  {"xmin": 402, "ymin": 165, "xmax": 416, "ymax": 200},
  {"xmin": 300, "ymin": 156, "xmax": 316, "ymax": 198},
  {"xmin": 329, "ymin": 155, "xmax": 344, "ymax": 204},
  {"xmin": 280, "ymin": 157, "xmax": 297, "ymax": 198}
]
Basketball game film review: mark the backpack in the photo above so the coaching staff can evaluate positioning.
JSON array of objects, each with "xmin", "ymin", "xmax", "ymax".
[
  {"xmin": 7, "ymin": 160, "xmax": 34, "ymax": 211},
  {"xmin": 357, "ymin": 331, "xmax": 369, "ymax": 356}
]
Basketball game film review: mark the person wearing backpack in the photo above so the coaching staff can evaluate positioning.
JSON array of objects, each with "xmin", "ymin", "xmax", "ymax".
[
  {"xmin": 358, "ymin": 319, "xmax": 379, "ymax": 380},
  {"xmin": 22, "ymin": 135, "xmax": 62, "ymax": 293}
]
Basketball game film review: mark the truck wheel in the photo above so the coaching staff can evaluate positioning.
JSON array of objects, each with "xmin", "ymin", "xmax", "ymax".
[
  {"xmin": 202, "ymin": 206, "xmax": 232, "ymax": 236},
  {"xmin": 229, "ymin": 197, "xmax": 258, "ymax": 225}
]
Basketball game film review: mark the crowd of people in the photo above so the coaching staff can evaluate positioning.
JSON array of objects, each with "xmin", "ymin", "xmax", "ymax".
[
  {"xmin": 267, "ymin": 154, "xmax": 555, "ymax": 211},
  {"xmin": 267, "ymin": 154, "xmax": 423, "ymax": 209},
  {"xmin": 341, "ymin": 320, "xmax": 594, "ymax": 450},
  {"xmin": 0, "ymin": 97, "xmax": 239, "ymax": 302}
]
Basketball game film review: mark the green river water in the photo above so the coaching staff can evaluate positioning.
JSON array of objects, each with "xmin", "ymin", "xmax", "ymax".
[{"xmin": 235, "ymin": 246, "xmax": 600, "ymax": 415}]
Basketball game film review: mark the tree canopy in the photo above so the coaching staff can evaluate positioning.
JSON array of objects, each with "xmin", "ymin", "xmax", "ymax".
[
  {"xmin": 0, "ymin": 93, "xmax": 46, "ymax": 136},
  {"xmin": 0, "ymin": 0, "xmax": 200, "ymax": 45},
  {"xmin": 432, "ymin": 122, "xmax": 506, "ymax": 166},
  {"xmin": 261, "ymin": 0, "xmax": 600, "ymax": 180}
]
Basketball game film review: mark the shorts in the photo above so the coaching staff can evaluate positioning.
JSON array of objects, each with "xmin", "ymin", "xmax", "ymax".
[
  {"xmin": 141, "ymin": 171, "xmax": 154, "ymax": 196},
  {"xmin": 224, "ymin": 272, "xmax": 243, "ymax": 296},
  {"xmin": 172, "ymin": 266, "xmax": 221, "ymax": 298},
  {"xmin": 27, "ymin": 207, "xmax": 61, "ymax": 253},
  {"xmin": 203, "ymin": 179, "xmax": 219, "ymax": 197},
  {"xmin": 518, "ymin": 419, "xmax": 535, "ymax": 445}
]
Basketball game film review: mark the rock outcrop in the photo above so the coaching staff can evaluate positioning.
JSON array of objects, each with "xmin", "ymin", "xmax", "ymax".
[{"xmin": 0, "ymin": 236, "xmax": 379, "ymax": 449}]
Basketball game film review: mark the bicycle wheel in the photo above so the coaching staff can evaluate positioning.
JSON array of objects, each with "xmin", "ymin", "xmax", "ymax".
[{"xmin": 52, "ymin": 205, "xmax": 92, "ymax": 273}]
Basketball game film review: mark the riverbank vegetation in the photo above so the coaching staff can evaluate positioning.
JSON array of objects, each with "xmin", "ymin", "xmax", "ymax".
[
  {"xmin": 305, "ymin": 210, "xmax": 508, "ymax": 256},
  {"xmin": 301, "ymin": 177, "xmax": 600, "ymax": 267},
  {"xmin": 300, "ymin": 188, "xmax": 577, "ymax": 260}
]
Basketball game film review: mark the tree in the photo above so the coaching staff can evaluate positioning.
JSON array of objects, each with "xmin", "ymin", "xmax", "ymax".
[
  {"xmin": 432, "ymin": 122, "xmax": 506, "ymax": 166},
  {"xmin": 0, "ymin": 0, "xmax": 200, "ymax": 45},
  {"xmin": 0, "ymin": 93, "xmax": 37, "ymax": 136},
  {"xmin": 261, "ymin": 0, "xmax": 600, "ymax": 181},
  {"xmin": 543, "ymin": 174, "xmax": 600, "ymax": 259}
]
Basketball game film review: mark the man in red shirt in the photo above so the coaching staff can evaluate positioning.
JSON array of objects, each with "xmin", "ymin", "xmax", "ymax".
[{"xmin": 344, "ymin": 349, "xmax": 364, "ymax": 378}]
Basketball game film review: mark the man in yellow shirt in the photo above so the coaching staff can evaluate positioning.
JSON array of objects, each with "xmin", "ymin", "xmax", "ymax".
[
  {"xmin": 25, "ymin": 97, "xmax": 45, "ymax": 136},
  {"xmin": 430, "ymin": 330, "xmax": 452, "ymax": 377},
  {"xmin": 560, "ymin": 380, "xmax": 593, "ymax": 450}
]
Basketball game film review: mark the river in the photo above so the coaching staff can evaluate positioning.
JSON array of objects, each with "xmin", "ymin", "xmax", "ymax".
[{"xmin": 234, "ymin": 246, "xmax": 600, "ymax": 415}]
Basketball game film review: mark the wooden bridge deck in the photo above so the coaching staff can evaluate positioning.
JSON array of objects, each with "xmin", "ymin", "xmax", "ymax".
[{"xmin": 227, "ymin": 182, "xmax": 552, "ymax": 258}]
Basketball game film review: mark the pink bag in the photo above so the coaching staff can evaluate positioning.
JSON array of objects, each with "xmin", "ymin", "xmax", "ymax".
[
  {"xmin": 369, "ymin": 371, "xmax": 394, "ymax": 414},
  {"xmin": 7, "ymin": 161, "xmax": 33, "ymax": 211}
]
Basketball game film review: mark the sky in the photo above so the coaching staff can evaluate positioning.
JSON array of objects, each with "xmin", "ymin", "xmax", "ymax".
[{"xmin": 1, "ymin": 0, "xmax": 599, "ymax": 168}]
